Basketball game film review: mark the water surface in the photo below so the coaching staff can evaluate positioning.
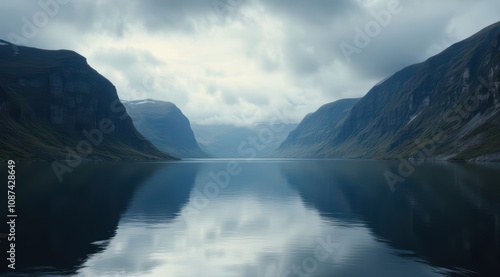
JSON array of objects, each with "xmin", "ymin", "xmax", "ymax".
[{"xmin": 2, "ymin": 160, "xmax": 500, "ymax": 276}]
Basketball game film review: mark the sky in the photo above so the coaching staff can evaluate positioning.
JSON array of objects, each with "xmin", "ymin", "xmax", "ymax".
[{"xmin": 1, "ymin": 0, "xmax": 500, "ymax": 126}]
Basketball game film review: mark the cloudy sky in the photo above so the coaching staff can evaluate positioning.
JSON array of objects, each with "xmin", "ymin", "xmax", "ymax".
[{"xmin": 1, "ymin": 0, "xmax": 500, "ymax": 125}]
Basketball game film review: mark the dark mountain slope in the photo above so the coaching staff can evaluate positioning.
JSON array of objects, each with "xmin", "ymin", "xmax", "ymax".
[
  {"xmin": 276, "ymin": 98, "xmax": 359, "ymax": 157},
  {"xmin": 123, "ymin": 99, "xmax": 209, "ymax": 158},
  {"xmin": 278, "ymin": 21, "xmax": 500, "ymax": 161},
  {"xmin": 0, "ymin": 40, "xmax": 174, "ymax": 161}
]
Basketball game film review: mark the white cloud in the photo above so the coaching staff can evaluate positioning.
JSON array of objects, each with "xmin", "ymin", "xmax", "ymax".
[{"xmin": 1, "ymin": 0, "xmax": 499, "ymax": 126}]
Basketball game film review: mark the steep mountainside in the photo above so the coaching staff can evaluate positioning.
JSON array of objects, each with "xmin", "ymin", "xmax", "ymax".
[
  {"xmin": 0, "ymin": 40, "xmax": 173, "ymax": 161},
  {"xmin": 276, "ymin": 98, "xmax": 359, "ymax": 157},
  {"xmin": 277, "ymin": 21, "xmax": 500, "ymax": 161},
  {"xmin": 123, "ymin": 99, "xmax": 209, "ymax": 158}
]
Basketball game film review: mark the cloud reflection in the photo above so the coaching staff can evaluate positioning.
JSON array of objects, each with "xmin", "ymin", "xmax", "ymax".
[{"xmin": 75, "ymin": 162, "xmax": 450, "ymax": 277}]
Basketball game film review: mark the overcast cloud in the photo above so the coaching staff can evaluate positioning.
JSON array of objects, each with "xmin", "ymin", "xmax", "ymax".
[{"xmin": 1, "ymin": 0, "xmax": 500, "ymax": 125}]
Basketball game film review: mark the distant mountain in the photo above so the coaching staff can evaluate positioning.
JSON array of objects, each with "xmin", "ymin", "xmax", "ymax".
[
  {"xmin": 192, "ymin": 123, "xmax": 297, "ymax": 158},
  {"xmin": 276, "ymin": 98, "xmax": 360, "ymax": 157},
  {"xmin": 123, "ymin": 99, "xmax": 209, "ymax": 158},
  {"xmin": 0, "ymin": 40, "xmax": 173, "ymax": 161},
  {"xmin": 277, "ymin": 21, "xmax": 500, "ymax": 161}
]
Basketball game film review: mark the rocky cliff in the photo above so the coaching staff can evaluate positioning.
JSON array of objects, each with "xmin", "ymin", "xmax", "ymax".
[
  {"xmin": 277, "ymin": 21, "xmax": 500, "ymax": 161},
  {"xmin": 0, "ymin": 40, "xmax": 174, "ymax": 161},
  {"xmin": 276, "ymin": 98, "xmax": 359, "ymax": 157},
  {"xmin": 123, "ymin": 99, "xmax": 209, "ymax": 158}
]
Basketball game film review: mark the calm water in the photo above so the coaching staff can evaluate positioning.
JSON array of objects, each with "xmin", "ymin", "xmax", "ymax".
[{"xmin": 1, "ymin": 160, "xmax": 500, "ymax": 277}]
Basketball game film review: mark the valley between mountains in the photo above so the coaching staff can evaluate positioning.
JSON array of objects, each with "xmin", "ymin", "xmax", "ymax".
[{"xmin": 1, "ymin": 21, "xmax": 500, "ymax": 162}]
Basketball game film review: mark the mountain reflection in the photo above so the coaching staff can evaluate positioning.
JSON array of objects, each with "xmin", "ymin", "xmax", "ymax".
[
  {"xmin": 76, "ymin": 161, "xmax": 470, "ymax": 277},
  {"xmin": 3, "ymin": 161, "xmax": 499, "ymax": 277},
  {"xmin": 281, "ymin": 160, "xmax": 500, "ymax": 276},
  {"xmin": 0, "ymin": 162, "xmax": 164, "ymax": 276}
]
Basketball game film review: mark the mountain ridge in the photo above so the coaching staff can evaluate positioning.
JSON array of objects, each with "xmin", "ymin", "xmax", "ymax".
[
  {"xmin": 0, "ymin": 40, "xmax": 174, "ymax": 161},
  {"xmin": 123, "ymin": 99, "xmax": 209, "ymax": 158},
  {"xmin": 277, "ymin": 21, "xmax": 500, "ymax": 161},
  {"xmin": 276, "ymin": 98, "xmax": 360, "ymax": 157}
]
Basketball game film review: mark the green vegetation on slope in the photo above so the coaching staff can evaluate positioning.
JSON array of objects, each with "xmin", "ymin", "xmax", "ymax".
[{"xmin": 0, "ymin": 40, "xmax": 174, "ymax": 161}]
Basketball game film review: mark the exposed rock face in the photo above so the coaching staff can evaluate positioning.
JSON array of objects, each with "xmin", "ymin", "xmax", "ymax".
[
  {"xmin": 123, "ymin": 99, "xmax": 209, "ymax": 158},
  {"xmin": 0, "ymin": 40, "xmax": 173, "ymax": 160},
  {"xmin": 277, "ymin": 21, "xmax": 500, "ymax": 161},
  {"xmin": 276, "ymin": 98, "xmax": 359, "ymax": 157}
]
